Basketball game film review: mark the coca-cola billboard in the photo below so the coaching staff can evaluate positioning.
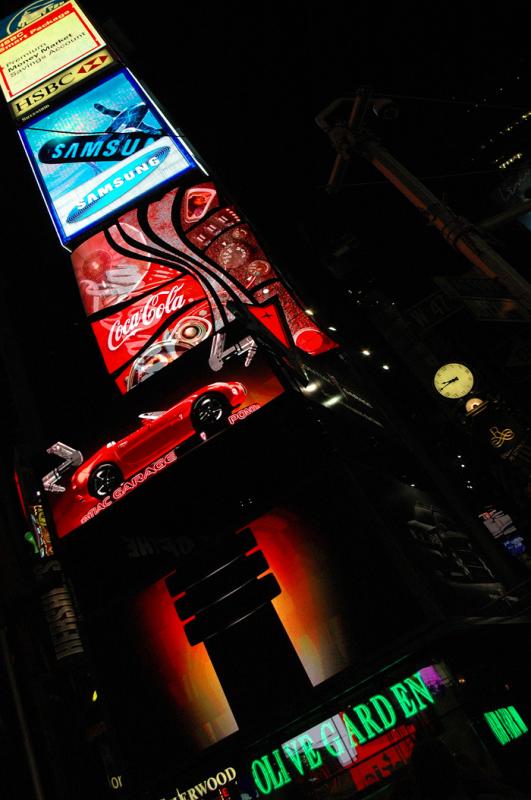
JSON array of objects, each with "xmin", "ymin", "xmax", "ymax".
[
  {"xmin": 71, "ymin": 180, "xmax": 335, "ymax": 393},
  {"xmin": 103, "ymin": 283, "xmax": 199, "ymax": 352},
  {"xmin": 90, "ymin": 276, "xmax": 212, "ymax": 387}
]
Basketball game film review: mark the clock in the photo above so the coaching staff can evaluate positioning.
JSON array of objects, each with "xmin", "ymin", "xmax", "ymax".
[{"xmin": 433, "ymin": 363, "xmax": 474, "ymax": 399}]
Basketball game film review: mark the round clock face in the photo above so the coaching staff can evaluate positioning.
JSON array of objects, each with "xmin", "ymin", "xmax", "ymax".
[{"xmin": 433, "ymin": 363, "xmax": 474, "ymax": 398}]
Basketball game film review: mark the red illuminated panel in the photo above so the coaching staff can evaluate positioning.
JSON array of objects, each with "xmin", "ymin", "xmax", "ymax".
[
  {"xmin": 348, "ymin": 723, "xmax": 416, "ymax": 790},
  {"xmin": 44, "ymin": 344, "xmax": 285, "ymax": 538},
  {"xmin": 126, "ymin": 506, "xmax": 351, "ymax": 750},
  {"xmin": 70, "ymin": 181, "xmax": 335, "ymax": 392},
  {"xmin": 90, "ymin": 277, "xmax": 211, "ymax": 380},
  {"xmin": 132, "ymin": 578, "xmax": 238, "ymax": 751},
  {"xmin": 248, "ymin": 302, "xmax": 291, "ymax": 349},
  {"xmin": 71, "ymin": 223, "xmax": 177, "ymax": 316},
  {"xmin": 250, "ymin": 510, "xmax": 350, "ymax": 686},
  {"xmin": 180, "ymin": 183, "xmax": 219, "ymax": 228},
  {"xmin": 13, "ymin": 468, "xmax": 27, "ymax": 521}
]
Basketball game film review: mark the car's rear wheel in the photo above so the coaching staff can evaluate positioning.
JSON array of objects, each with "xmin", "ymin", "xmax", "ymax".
[
  {"xmin": 191, "ymin": 392, "xmax": 231, "ymax": 434},
  {"xmin": 88, "ymin": 463, "xmax": 123, "ymax": 499}
]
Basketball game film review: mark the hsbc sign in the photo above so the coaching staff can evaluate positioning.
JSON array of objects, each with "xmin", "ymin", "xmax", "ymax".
[{"xmin": 10, "ymin": 46, "xmax": 114, "ymax": 121}]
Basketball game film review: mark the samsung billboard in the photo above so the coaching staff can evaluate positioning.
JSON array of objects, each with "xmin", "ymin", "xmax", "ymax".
[{"xmin": 19, "ymin": 68, "xmax": 197, "ymax": 244}]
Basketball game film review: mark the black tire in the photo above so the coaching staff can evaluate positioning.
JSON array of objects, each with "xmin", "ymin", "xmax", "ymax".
[
  {"xmin": 191, "ymin": 392, "xmax": 231, "ymax": 433},
  {"xmin": 88, "ymin": 462, "xmax": 123, "ymax": 499}
]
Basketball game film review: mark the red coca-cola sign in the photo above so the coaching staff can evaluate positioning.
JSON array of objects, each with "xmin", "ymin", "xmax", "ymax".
[
  {"xmin": 91, "ymin": 275, "xmax": 212, "ymax": 384},
  {"xmin": 71, "ymin": 180, "xmax": 336, "ymax": 392}
]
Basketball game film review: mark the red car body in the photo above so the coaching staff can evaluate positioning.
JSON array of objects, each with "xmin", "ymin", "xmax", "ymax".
[{"xmin": 69, "ymin": 381, "xmax": 246, "ymax": 500}]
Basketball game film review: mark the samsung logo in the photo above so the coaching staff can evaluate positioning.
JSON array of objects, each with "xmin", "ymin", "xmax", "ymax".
[
  {"xmin": 39, "ymin": 132, "xmax": 157, "ymax": 164},
  {"xmin": 66, "ymin": 146, "xmax": 170, "ymax": 223}
]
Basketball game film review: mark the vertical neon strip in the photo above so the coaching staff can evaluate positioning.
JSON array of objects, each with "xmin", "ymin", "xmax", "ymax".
[{"xmin": 484, "ymin": 707, "xmax": 528, "ymax": 745}]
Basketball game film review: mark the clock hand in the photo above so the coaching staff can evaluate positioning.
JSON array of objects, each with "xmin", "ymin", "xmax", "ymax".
[{"xmin": 440, "ymin": 377, "xmax": 459, "ymax": 386}]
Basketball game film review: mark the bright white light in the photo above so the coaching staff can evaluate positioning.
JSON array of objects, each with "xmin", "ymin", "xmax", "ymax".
[
  {"xmin": 328, "ymin": 326, "xmax": 337, "ymax": 332},
  {"xmin": 460, "ymin": 464, "xmax": 466, "ymax": 468},
  {"xmin": 262, "ymin": 287, "xmax": 270, "ymax": 294},
  {"xmin": 410, "ymin": 483, "xmax": 416, "ymax": 487},
  {"xmin": 361, "ymin": 349, "xmax": 371, "ymax": 356},
  {"xmin": 305, "ymin": 308, "xmax": 315, "ymax": 316},
  {"xmin": 302, "ymin": 382, "xmax": 319, "ymax": 393},
  {"xmin": 323, "ymin": 394, "xmax": 342, "ymax": 407},
  {"xmin": 382, "ymin": 364, "xmax": 391, "ymax": 370}
]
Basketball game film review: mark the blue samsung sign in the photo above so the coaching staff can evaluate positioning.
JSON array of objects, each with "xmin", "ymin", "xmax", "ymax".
[
  {"xmin": 66, "ymin": 145, "xmax": 171, "ymax": 223},
  {"xmin": 18, "ymin": 69, "xmax": 197, "ymax": 246}
]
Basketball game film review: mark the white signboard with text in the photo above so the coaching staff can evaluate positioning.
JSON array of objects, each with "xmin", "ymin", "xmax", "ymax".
[{"xmin": 0, "ymin": 1, "xmax": 104, "ymax": 101}]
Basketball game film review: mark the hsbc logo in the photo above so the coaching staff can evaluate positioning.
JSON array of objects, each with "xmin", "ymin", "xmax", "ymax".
[
  {"xmin": 13, "ymin": 73, "xmax": 76, "ymax": 113},
  {"xmin": 76, "ymin": 53, "xmax": 109, "ymax": 74},
  {"xmin": 11, "ymin": 48, "xmax": 114, "ymax": 120}
]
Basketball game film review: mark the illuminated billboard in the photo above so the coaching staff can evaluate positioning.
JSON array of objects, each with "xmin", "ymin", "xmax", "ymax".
[
  {"xmin": 42, "ymin": 324, "xmax": 285, "ymax": 538},
  {"xmin": 0, "ymin": 1, "xmax": 104, "ymax": 102},
  {"xmin": 484, "ymin": 706, "xmax": 528, "ymax": 746},
  {"xmin": 65, "ymin": 502, "xmax": 364, "ymax": 763},
  {"xmin": 10, "ymin": 46, "xmax": 116, "ymax": 123},
  {"xmin": 58, "ymin": 471, "xmax": 457, "ymax": 792},
  {"xmin": 19, "ymin": 68, "xmax": 197, "ymax": 244},
  {"xmin": 249, "ymin": 668, "xmax": 441, "ymax": 796},
  {"xmin": 70, "ymin": 181, "xmax": 336, "ymax": 392},
  {"xmin": 0, "ymin": 2, "xmax": 66, "ymax": 40}
]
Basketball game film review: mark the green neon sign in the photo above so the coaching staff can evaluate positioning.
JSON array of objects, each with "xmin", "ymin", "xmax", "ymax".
[
  {"xmin": 484, "ymin": 707, "xmax": 528, "ymax": 746},
  {"xmin": 250, "ymin": 671, "xmax": 435, "ymax": 795}
]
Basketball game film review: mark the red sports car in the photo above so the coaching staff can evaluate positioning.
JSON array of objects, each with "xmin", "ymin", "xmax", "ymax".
[{"xmin": 70, "ymin": 381, "xmax": 247, "ymax": 500}]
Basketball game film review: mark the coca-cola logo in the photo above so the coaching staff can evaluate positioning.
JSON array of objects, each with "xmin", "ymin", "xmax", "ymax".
[{"xmin": 108, "ymin": 284, "xmax": 187, "ymax": 350}]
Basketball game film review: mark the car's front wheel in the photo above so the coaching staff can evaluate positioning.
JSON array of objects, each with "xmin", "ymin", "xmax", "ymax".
[
  {"xmin": 191, "ymin": 392, "xmax": 231, "ymax": 434},
  {"xmin": 88, "ymin": 462, "xmax": 123, "ymax": 499}
]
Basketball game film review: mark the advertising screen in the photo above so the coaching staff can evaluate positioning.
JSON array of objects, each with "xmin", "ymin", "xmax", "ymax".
[
  {"xmin": 0, "ymin": 1, "xmax": 104, "ymax": 101},
  {"xmin": 0, "ymin": 2, "xmax": 66, "ymax": 40},
  {"xmin": 57, "ymin": 468, "xmax": 454, "ymax": 796},
  {"xmin": 247, "ymin": 665, "xmax": 449, "ymax": 800},
  {"xmin": 479, "ymin": 507, "xmax": 528, "ymax": 559},
  {"xmin": 41, "ymin": 324, "xmax": 285, "ymax": 538},
  {"xmin": 123, "ymin": 507, "xmax": 354, "ymax": 753},
  {"xmin": 10, "ymin": 46, "xmax": 116, "ymax": 123},
  {"xmin": 19, "ymin": 68, "xmax": 197, "ymax": 244},
  {"xmin": 70, "ymin": 180, "xmax": 336, "ymax": 392}
]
